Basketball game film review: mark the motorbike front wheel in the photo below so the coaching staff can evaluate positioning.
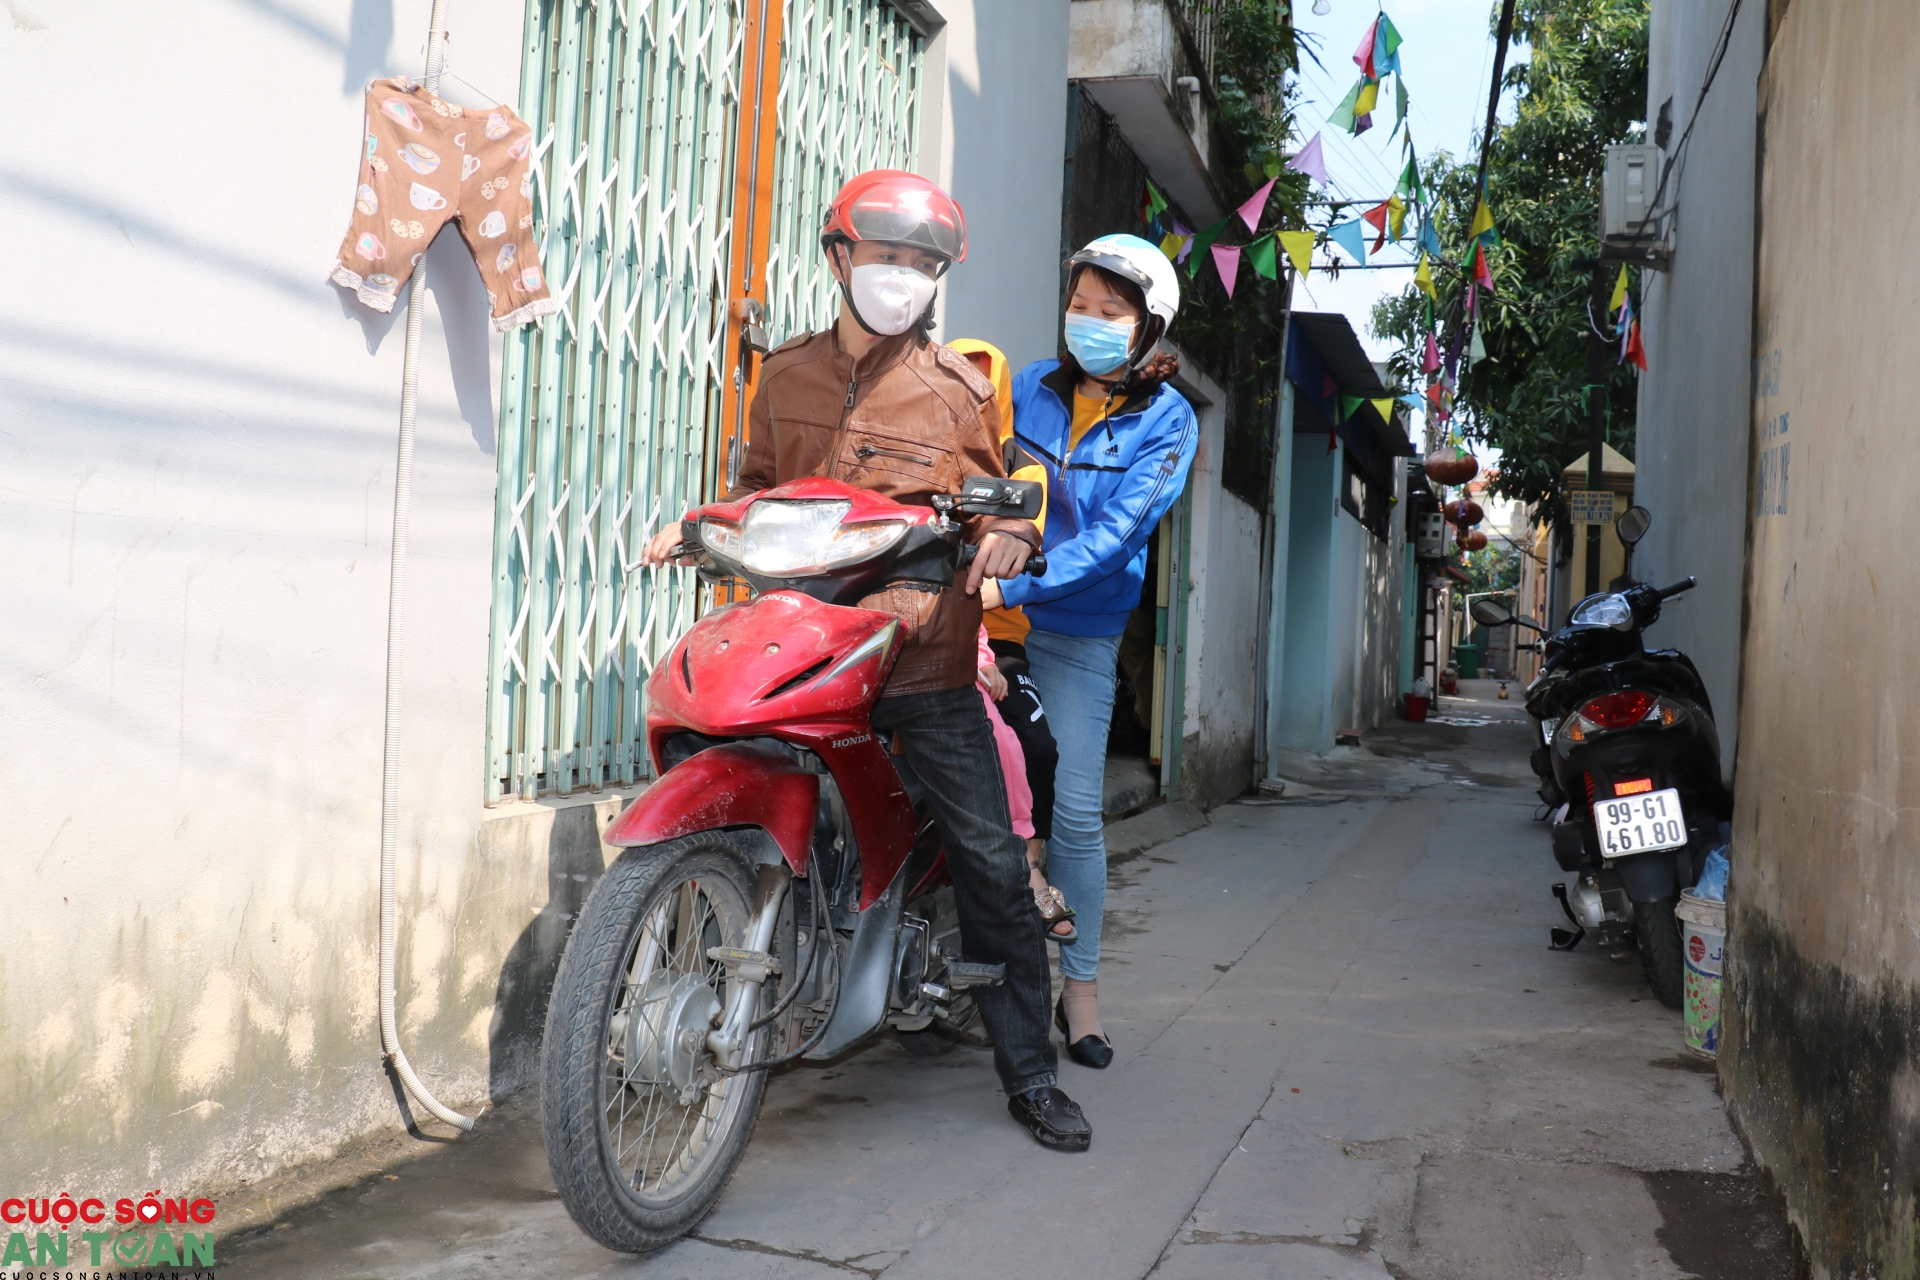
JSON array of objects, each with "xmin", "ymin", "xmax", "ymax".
[
  {"xmin": 542, "ymin": 834, "xmax": 770, "ymax": 1253},
  {"xmin": 1635, "ymin": 896, "xmax": 1685, "ymax": 1010}
]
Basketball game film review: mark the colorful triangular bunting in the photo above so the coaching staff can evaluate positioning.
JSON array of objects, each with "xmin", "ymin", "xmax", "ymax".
[
  {"xmin": 1211, "ymin": 243, "xmax": 1242, "ymax": 298},
  {"xmin": 1278, "ymin": 230, "xmax": 1315, "ymax": 277},
  {"xmin": 1288, "ymin": 133, "xmax": 1327, "ymax": 186}
]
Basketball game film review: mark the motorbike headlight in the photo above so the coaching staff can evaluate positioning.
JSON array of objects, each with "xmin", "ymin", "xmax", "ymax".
[
  {"xmin": 698, "ymin": 518, "xmax": 743, "ymax": 560},
  {"xmin": 738, "ymin": 500, "xmax": 908, "ymax": 576},
  {"xmin": 1570, "ymin": 593, "xmax": 1634, "ymax": 629}
]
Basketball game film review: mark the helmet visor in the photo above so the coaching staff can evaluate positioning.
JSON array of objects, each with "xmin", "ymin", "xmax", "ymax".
[
  {"xmin": 1067, "ymin": 249, "xmax": 1156, "ymax": 295},
  {"xmin": 847, "ymin": 202, "xmax": 966, "ymax": 261}
]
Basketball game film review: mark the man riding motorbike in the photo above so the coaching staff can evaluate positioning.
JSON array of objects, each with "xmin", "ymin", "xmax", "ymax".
[{"xmin": 642, "ymin": 169, "xmax": 1089, "ymax": 1151}]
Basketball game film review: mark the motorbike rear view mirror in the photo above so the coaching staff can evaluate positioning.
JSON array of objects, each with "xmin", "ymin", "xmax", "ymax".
[
  {"xmin": 952, "ymin": 476, "xmax": 1043, "ymax": 520},
  {"xmin": 1516, "ymin": 614, "xmax": 1545, "ymax": 632},
  {"xmin": 1615, "ymin": 505, "xmax": 1652, "ymax": 547},
  {"xmin": 1470, "ymin": 599, "xmax": 1514, "ymax": 627}
]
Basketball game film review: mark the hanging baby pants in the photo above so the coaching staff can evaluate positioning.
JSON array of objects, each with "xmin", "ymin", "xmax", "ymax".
[{"xmin": 330, "ymin": 77, "xmax": 556, "ymax": 332}]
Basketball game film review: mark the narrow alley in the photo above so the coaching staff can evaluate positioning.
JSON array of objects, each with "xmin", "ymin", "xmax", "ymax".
[{"xmin": 222, "ymin": 683, "xmax": 1795, "ymax": 1280}]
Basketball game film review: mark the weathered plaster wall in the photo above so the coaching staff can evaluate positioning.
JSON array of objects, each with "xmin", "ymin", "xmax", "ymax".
[
  {"xmin": 1631, "ymin": 0, "xmax": 1762, "ymax": 778},
  {"xmin": 1337, "ymin": 465, "xmax": 1406, "ymax": 735},
  {"xmin": 1183, "ymin": 489, "xmax": 1262, "ymax": 809},
  {"xmin": 0, "ymin": 0, "xmax": 565, "ymax": 1197},
  {"xmin": 1722, "ymin": 2, "xmax": 1920, "ymax": 1274}
]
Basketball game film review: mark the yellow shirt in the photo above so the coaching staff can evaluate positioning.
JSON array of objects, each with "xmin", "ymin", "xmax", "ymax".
[
  {"xmin": 946, "ymin": 338, "xmax": 1058, "ymax": 648},
  {"xmin": 1070, "ymin": 391, "xmax": 1112, "ymax": 454}
]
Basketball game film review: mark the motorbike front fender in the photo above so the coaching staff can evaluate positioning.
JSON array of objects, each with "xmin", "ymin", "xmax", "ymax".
[{"xmin": 603, "ymin": 743, "xmax": 817, "ymax": 876}]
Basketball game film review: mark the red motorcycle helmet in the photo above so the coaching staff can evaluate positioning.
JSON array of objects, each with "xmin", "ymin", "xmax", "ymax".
[{"xmin": 820, "ymin": 169, "xmax": 967, "ymax": 267}]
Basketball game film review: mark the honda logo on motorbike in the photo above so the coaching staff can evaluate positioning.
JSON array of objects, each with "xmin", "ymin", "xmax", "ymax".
[{"xmin": 830, "ymin": 733, "xmax": 872, "ymax": 749}]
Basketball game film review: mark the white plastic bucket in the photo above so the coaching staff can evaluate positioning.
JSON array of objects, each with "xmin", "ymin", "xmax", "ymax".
[{"xmin": 1674, "ymin": 893, "xmax": 1726, "ymax": 1058}]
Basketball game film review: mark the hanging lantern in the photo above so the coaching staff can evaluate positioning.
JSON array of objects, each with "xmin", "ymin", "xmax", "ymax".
[
  {"xmin": 1457, "ymin": 528, "xmax": 1489, "ymax": 552},
  {"xmin": 1445, "ymin": 498, "xmax": 1484, "ymax": 528},
  {"xmin": 1424, "ymin": 445, "xmax": 1479, "ymax": 486}
]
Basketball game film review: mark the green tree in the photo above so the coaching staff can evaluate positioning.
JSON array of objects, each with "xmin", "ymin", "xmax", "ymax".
[
  {"xmin": 1462, "ymin": 545, "xmax": 1520, "ymax": 594},
  {"xmin": 1372, "ymin": 0, "xmax": 1649, "ymax": 529}
]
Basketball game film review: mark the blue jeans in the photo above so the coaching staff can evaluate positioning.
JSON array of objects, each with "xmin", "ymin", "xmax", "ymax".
[{"xmin": 1023, "ymin": 630, "xmax": 1122, "ymax": 982}]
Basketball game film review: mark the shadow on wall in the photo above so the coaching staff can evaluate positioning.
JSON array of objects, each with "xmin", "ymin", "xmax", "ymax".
[
  {"xmin": 422, "ymin": 228, "xmax": 499, "ymax": 454},
  {"xmin": 343, "ymin": 0, "xmax": 395, "ymax": 95},
  {"xmin": 486, "ymin": 803, "xmax": 613, "ymax": 1101},
  {"xmin": 334, "ymin": 224, "xmax": 498, "ymax": 453}
]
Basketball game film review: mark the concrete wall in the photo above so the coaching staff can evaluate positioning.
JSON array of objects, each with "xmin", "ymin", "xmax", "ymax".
[
  {"xmin": 1720, "ymin": 3, "xmax": 1920, "ymax": 1274},
  {"xmin": 1176, "ymin": 358, "xmax": 1261, "ymax": 808},
  {"xmin": 1276, "ymin": 434, "xmax": 1337, "ymax": 753},
  {"xmin": 1334, "ymin": 467, "xmax": 1407, "ymax": 735},
  {"xmin": 0, "ymin": 0, "xmax": 555, "ymax": 1196},
  {"xmin": 923, "ymin": 0, "xmax": 1070, "ymax": 370},
  {"xmin": 1632, "ymin": 0, "xmax": 1762, "ymax": 775}
]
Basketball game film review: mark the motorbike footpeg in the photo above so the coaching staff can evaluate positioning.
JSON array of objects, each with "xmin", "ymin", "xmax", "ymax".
[
  {"xmin": 943, "ymin": 962, "xmax": 1006, "ymax": 990},
  {"xmin": 706, "ymin": 946, "xmax": 781, "ymax": 983}
]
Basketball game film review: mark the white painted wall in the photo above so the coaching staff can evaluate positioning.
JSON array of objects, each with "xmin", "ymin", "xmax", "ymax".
[
  {"xmin": 922, "ymin": 0, "xmax": 1071, "ymax": 370},
  {"xmin": 2, "ymin": 0, "xmax": 537, "ymax": 1193}
]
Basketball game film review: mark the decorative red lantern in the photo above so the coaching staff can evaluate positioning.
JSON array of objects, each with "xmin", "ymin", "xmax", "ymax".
[
  {"xmin": 1445, "ymin": 499, "xmax": 1484, "ymax": 527},
  {"xmin": 1457, "ymin": 528, "xmax": 1489, "ymax": 552},
  {"xmin": 1424, "ymin": 447, "xmax": 1479, "ymax": 486}
]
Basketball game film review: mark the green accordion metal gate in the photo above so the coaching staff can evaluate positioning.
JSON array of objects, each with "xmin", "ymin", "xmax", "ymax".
[{"xmin": 485, "ymin": 0, "xmax": 925, "ymax": 804}]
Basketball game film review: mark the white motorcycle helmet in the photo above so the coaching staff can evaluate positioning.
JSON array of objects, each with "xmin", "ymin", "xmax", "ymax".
[{"xmin": 1066, "ymin": 233, "xmax": 1183, "ymax": 372}]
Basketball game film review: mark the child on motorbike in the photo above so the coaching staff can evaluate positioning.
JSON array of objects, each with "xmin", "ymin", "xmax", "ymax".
[{"xmin": 643, "ymin": 171, "xmax": 1090, "ymax": 1152}]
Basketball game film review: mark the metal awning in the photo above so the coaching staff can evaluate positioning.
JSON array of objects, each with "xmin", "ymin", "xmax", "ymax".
[{"xmin": 1285, "ymin": 312, "xmax": 1416, "ymax": 474}]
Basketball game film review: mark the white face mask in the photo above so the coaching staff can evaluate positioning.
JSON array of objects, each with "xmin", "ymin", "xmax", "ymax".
[{"xmin": 847, "ymin": 262, "xmax": 938, "ymax": 336}]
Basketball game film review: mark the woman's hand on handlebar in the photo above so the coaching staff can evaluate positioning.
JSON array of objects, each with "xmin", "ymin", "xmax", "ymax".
[
  {"xmin": 964, "ymin": 532, "xmax": 1030, "ymax": 595},
  {"xmin": 641, "ymin": 523, "xmax": 696, "ymax": 567}
]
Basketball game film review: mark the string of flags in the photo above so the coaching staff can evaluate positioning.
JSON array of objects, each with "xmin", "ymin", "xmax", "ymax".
[
  {"xmin": 1132, "ymin": 7, "xmax": 1647, "ymax": 400},
  {"xmin": 1329, "ymin": 12, "xmax": 1406, "ymax": 137},
  {"xmin": 1612, "ymin": 265, "xmax": 1647, "ymax": 370}
]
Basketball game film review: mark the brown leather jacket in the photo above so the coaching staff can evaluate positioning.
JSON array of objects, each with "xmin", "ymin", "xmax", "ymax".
[{"xmin": 731, "ymin": 327, "xmax": 1040, "ymax": 697}]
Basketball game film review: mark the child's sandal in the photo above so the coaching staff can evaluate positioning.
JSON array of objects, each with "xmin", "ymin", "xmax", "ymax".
[{"xmin": 1033, "ymin": 883, "xmax": 1078, "ymax": 945}]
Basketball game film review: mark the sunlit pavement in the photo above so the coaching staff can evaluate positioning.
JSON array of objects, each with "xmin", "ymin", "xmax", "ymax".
[{"xmin": 226, "ymin": 685, "xmax": 1795, "ymax": 1278}]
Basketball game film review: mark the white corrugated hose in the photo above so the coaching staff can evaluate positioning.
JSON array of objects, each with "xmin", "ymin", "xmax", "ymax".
[{"xmin": 377, "ymin": 0, "xmax": 477, "ymax": 1133}]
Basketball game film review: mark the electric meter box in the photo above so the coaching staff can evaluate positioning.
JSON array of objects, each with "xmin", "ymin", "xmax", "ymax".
[
  {"xmin": 1416, "ymin": 509, "xmax": 1447, "ymax": 558},
  {"xmin": 1602, "ymin": 144, "xmax": 1661, "ymax": 244}
]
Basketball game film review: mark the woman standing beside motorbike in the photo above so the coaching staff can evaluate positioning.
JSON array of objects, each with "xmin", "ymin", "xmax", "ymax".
[{"xmin": 982, "ymin": 235, "xmax": 1198, "ymax": 1068}]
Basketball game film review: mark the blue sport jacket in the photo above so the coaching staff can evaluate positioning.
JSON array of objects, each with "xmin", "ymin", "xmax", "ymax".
[{"xmin": 997, "ymin": 359, "xmax": 1199, "ymax": 637}]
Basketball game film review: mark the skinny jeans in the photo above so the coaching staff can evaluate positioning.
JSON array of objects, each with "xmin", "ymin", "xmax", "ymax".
[{"xmin": 1022, "ymin": 630, "xmax": 1123, "ymax": 982}]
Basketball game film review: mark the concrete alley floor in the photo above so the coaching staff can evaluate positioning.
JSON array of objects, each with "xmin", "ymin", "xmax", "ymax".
[{"xmin": 225, "ymin": 682, "xmax": 1799, "ymax": 1279}]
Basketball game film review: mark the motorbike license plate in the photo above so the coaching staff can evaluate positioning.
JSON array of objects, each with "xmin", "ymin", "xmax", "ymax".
[{"xmin": 1594, "ymin": 788, "xmax": 1687, "ymax": 856}]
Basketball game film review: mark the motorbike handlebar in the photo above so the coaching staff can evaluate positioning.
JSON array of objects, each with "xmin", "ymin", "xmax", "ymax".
[
  {"xmin": 1656, "ymin": 576, "xmax": 1697, "ymax": 600},
  {"xmin": 958, "ymin": 542, "xmax": 1048, "ymax": 578}
]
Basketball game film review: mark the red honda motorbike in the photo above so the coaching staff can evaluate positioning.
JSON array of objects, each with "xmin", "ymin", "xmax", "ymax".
[{"xmin": 540, "ymin": 475, "xmax": 1044, "ymax": 1253}]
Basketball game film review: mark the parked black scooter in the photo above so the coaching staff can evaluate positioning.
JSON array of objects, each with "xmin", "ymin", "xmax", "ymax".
[{"xmin": 1471, "ymin": 507, "xmax": 1730, "ymax": 1008}]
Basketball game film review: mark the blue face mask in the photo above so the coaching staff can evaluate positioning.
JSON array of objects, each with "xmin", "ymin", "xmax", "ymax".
[{"xmin": 1063, "ymin": 312, "xmax": 1136, "ymax": 376}]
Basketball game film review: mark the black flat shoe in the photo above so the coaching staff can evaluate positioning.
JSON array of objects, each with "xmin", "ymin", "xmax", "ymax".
[
  {"xmin": 1055, "ymin": 995, "xmax": 1114, "ymax": 1069},
  {"xmin": 1008, "ymin": 1086, "xmax": 1091, "ymax": 1151}
]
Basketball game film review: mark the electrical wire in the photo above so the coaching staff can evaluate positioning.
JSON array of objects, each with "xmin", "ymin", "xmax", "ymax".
[
  {"xmin": 1626, "ymin": 0, "xmax": 1746, "ymax": 242},
  {"xmin": 748, "ymin": 867, "xmax": 820, "ymax": 1031}
]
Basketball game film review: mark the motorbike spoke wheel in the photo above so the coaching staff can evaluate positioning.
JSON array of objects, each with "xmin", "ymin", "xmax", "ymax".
[{"xmin": 543, "ymin": 835, "xmax": 769, "ymax": 1253}]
